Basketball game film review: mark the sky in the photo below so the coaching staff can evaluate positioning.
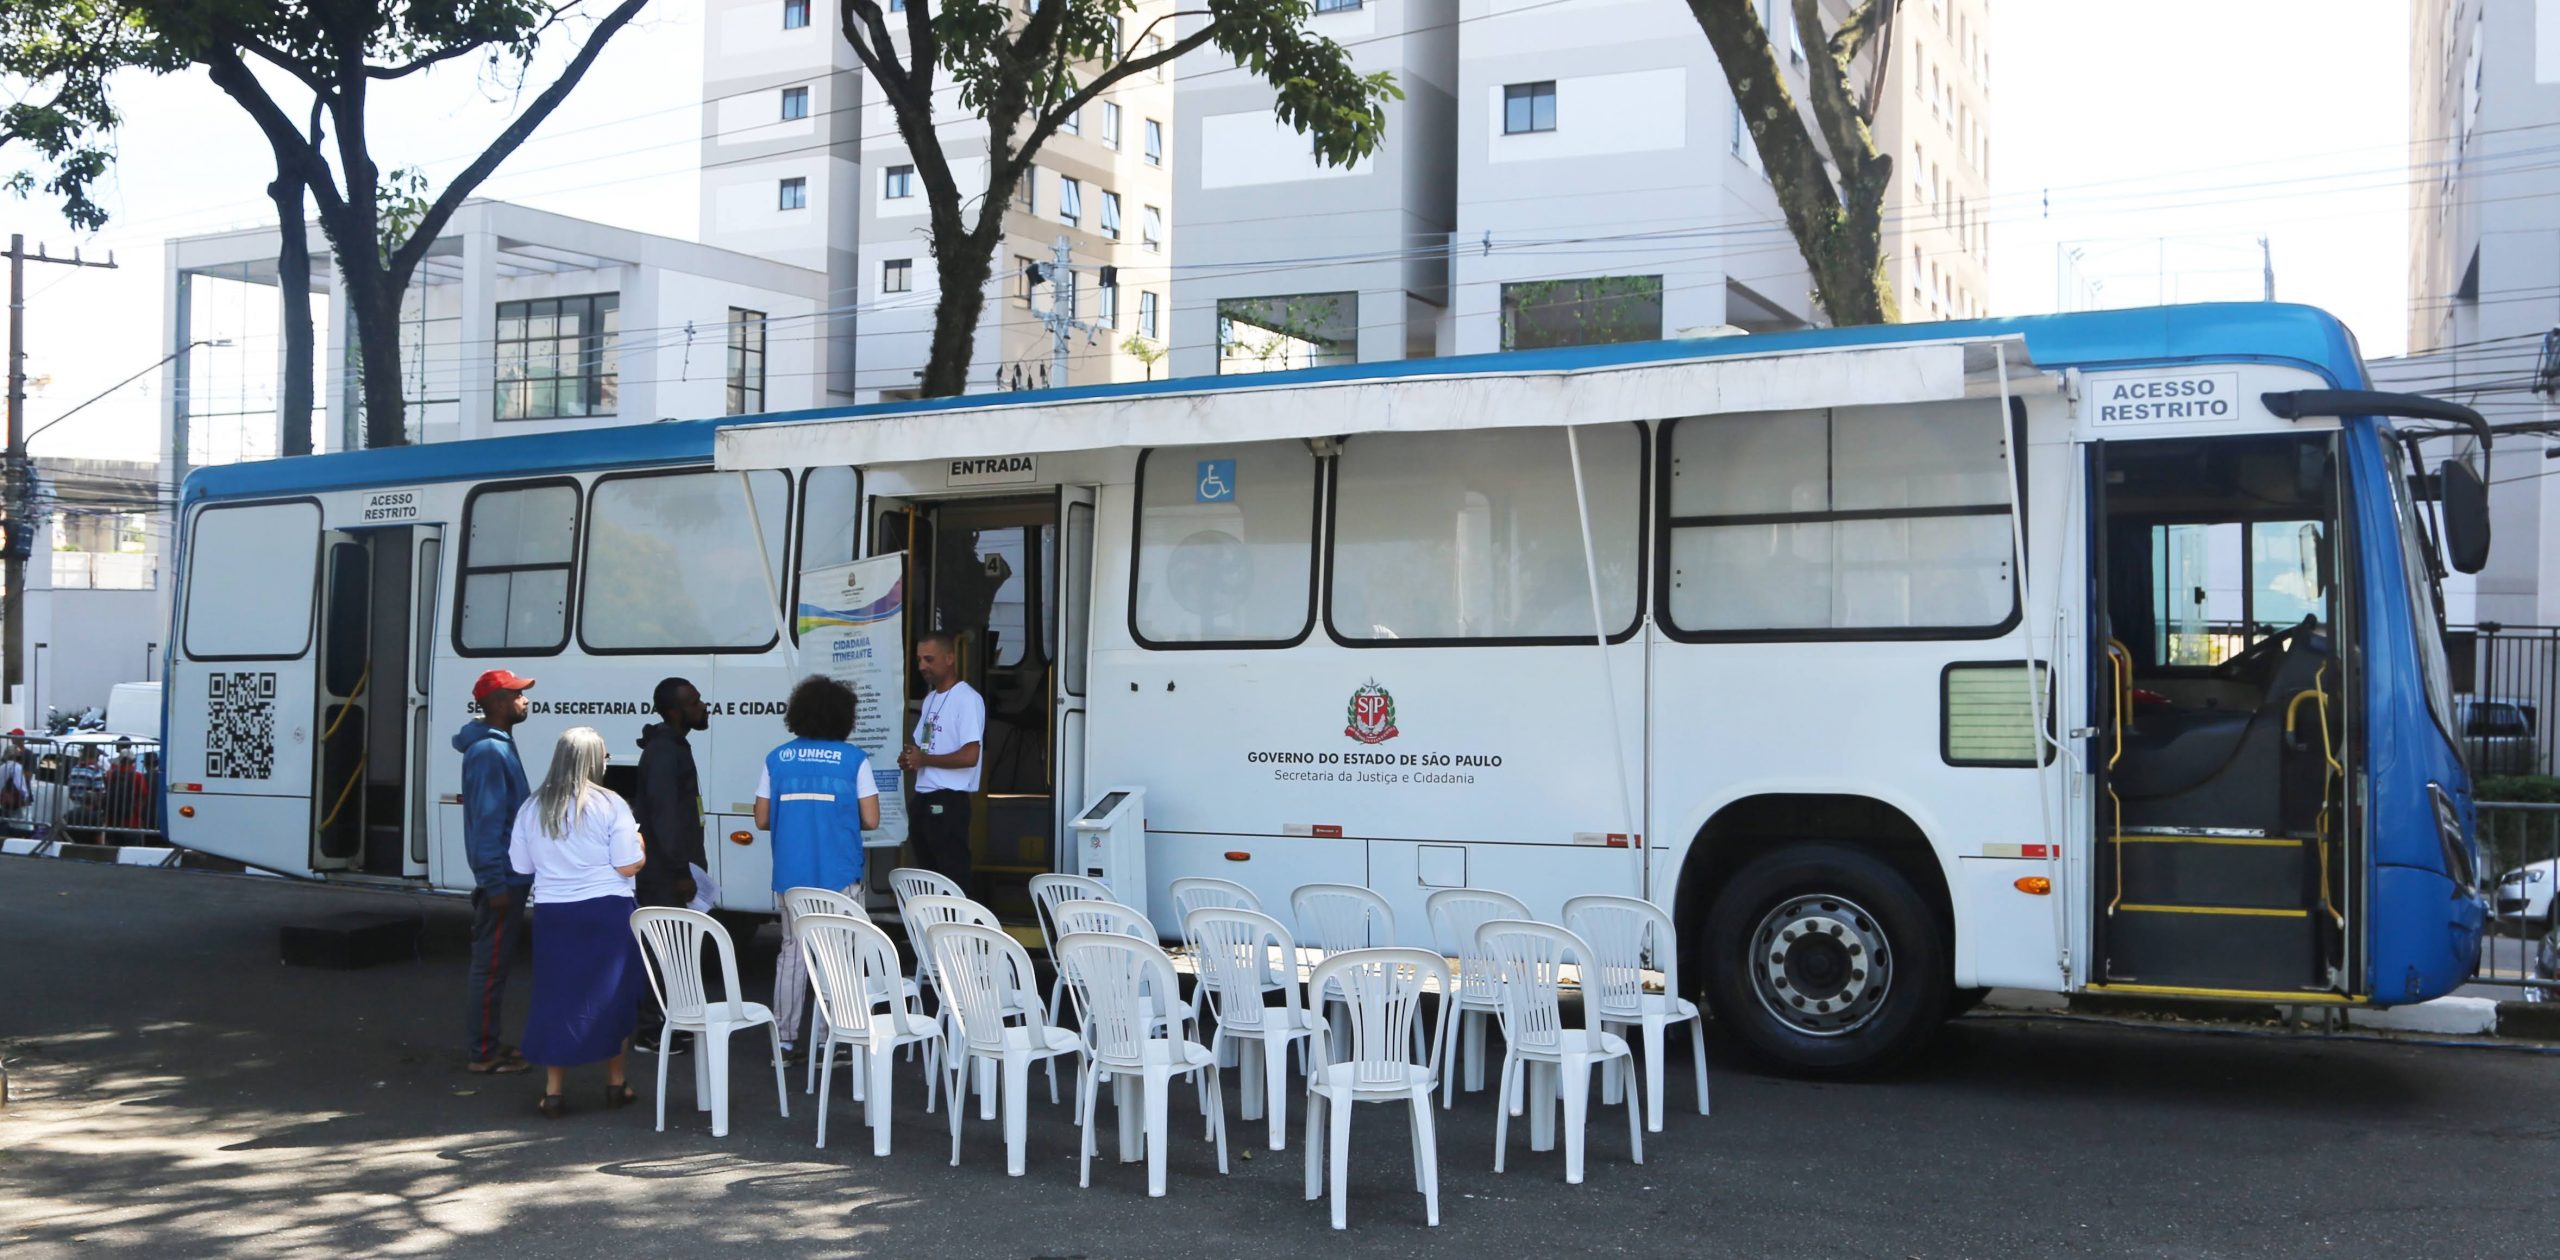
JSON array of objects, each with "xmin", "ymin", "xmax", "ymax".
[{"xmin": 8, "ymin": 0, "xmax": 2417, "ymax": 465}]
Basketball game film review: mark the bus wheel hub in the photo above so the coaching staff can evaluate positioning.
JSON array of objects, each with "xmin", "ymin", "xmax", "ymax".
[{"xmin": 1753, "ymin": 894, "xmax": 1893, "ymax": 1037}]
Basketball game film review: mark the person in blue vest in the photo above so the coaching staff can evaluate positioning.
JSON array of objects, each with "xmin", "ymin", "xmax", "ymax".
[{"xmin": 755, "ymin": 674, "xmax": 880, "ymax": 1062}]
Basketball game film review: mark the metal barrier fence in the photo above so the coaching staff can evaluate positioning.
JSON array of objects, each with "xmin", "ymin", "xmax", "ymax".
[
  {"xmin": 0, "ymin": 735, "xmax": 166, "ymax": 845},
  {"xmin": 2451, "ymin": 624, "xmax": 2558, "ymax": 779},
  {"xmin": 2478, "ymin": 801, "xmax": 2559, "ymax": 997}
]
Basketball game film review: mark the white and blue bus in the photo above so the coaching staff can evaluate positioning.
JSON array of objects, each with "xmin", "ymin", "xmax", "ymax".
[{"xmin": 163, "ymin": 302, "xmax": 2493, "ymax": 1073}]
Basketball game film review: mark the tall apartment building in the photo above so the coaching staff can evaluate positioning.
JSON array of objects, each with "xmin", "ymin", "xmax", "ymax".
[
  {"xmin": 2377, "ymin": 0, "xmax": 2560, "ymax": 626},
  {"xmin": 700, "ymin": 0, "xmax": 1177, "ymax": 402},
  {"xmin": 1175, "ymin": 1, "xmax": 1986, "ymax": 375},
  {"xmin": 1877, "ymin": 0, "xmax": 1992, "ymax": 323}
]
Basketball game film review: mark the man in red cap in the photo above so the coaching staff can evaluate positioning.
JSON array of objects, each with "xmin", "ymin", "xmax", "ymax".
[{"xmin": 456, "ymin": 668, "xmax": 535, "ymax": 1073}]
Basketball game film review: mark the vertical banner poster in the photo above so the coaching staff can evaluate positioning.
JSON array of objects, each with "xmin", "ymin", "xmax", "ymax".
[{"xmin": 797, "ymin": 553, "xmax": 909, "ymax": 848}]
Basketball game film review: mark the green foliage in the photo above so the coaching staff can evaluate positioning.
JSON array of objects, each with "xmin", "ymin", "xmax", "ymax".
[
  {"xmin": 1118, "ymin": 331, "xmax": 1165, "ymax": 380},
  {"xmin": 376, "ymin": 166, "xmax": 430, "ymax": 268},
  {"xmin": 0, "ymin": 1, "xmax": 178, "ymax": 229},
  {"xmin": 2478, "ymin": 776, "xmax": 2560, "ymax": 804}
]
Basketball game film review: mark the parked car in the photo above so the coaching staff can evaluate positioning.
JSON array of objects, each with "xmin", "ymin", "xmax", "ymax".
[
  {"xmin": 2457, "ymin": 694, "xmax": 2541, "ymax": 777},
  {"xmin": 2495, "ymin": 858, "xmax": 2558, "ymax": 931}
]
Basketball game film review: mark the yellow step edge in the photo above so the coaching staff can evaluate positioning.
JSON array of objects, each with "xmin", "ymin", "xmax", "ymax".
[
  {"xmin": 2116, "ymin": 902, "xmax": 2308, "ymax": 919},
  {"xmin": 2112, "ymin": 835, "xmax": 2305, "ymax": 847},
  {"xmin": 2087, "ymin": 982, "xmax": 2357, "ymax": 1004}
]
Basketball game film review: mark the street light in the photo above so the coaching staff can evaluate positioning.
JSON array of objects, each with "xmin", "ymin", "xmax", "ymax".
[{"xmin": 22, "ymin": 337, "xmax": 232, "ymax": 449}]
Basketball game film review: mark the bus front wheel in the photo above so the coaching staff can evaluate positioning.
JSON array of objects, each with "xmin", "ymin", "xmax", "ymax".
[{"xmin": 1703, "ymin": 843, "xmax": 1951, "ymax": 1077}]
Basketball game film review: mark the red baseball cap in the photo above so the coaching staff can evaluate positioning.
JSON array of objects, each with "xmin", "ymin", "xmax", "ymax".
[{"xmin": 472, "ymin": 669, "xmax": 536, "ymax": 702}]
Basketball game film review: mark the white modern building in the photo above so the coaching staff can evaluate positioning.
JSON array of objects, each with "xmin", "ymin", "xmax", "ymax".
[
  {"xmin": 2381, "ymin": 0, "xmax": 2560, "ymax": 628},
  {"xmin": 699, "ymin": 0, "xmax": 1178, "ymax": 401},
  {"xmin": 1175, "ymin": 1, "xmax": 1986, "ymax": 374},
  {"xmin": 12, "ymin": 459, "xmax": 163, "ymax": 729},
  {"xmin": 159, "ymin": 199, "xmax": 832, "ymax": 482}
]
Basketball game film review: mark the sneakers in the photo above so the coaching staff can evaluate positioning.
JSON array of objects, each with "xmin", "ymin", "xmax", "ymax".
[{"xmin": 635, "ymin": 1029, "xmax": 691, "ymax": 1056}]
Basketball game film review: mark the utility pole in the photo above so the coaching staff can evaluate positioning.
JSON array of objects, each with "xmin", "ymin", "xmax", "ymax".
[
  {"xmin": 5, "ymin": 233, "xmax": 120, "ymax": 716},
  {"xmin": 1032, "ymin": 235, "xmax": 1113, "ymax": 390},
  {"xmin": 2259, "ymin": 235, "xmax": 2276, "ymax": 302}
]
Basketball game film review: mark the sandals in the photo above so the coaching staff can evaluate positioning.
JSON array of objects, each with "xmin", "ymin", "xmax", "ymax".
[
  {"xmin": 467, "ymin": 1052, "xmax": 530, "ymax": 1075},
  {"xmin": 537, "ymin": 1094, "xmax": 567, "ymax": 1120},
  {"xmin": 603, "ymin": 1082, "xmax": 637, "ymax": 1110}
]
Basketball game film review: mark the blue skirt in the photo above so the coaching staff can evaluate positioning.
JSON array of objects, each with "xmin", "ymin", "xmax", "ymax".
[{"xmin": 521, "ymin": 893, "xmax": 643, "ymax": 1068}]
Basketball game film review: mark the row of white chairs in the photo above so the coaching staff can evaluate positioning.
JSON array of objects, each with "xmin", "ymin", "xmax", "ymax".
[{"xmin": 627, "ymin": 874, "xmax": 1711, "ymax": 1230}]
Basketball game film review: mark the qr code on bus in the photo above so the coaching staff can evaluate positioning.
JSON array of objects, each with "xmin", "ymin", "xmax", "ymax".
[{"xmin": 206, "ymin": 671, "xmax": 279, "ymax": 780}]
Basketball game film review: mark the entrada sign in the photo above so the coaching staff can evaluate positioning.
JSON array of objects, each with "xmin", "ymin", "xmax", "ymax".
[{"xmin": 948, "ymin": 455, "xmax": 1038, "ymax": 486}]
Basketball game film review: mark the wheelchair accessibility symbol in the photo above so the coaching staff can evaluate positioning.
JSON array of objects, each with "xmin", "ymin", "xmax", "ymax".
[{"xmin": 1196, "ymin": 459, "xmax": 1237, "ymax": 503}]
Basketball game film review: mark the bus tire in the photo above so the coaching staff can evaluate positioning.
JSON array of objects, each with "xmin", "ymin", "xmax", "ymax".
[{"xmin": 1703, "ymin": 842, "xmax": 1951, "ymax": 1077}]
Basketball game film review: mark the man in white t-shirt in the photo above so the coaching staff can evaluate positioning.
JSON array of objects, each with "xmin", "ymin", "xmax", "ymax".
[{"xmin": 898, "ymin": 630, "xmax": 985, "ymax": 893}]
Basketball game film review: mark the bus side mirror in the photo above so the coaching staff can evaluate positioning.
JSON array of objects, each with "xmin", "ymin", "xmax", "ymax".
[{"xmin": 2439, "ymin": 458, "xmax": 2491, "ymax": 575}]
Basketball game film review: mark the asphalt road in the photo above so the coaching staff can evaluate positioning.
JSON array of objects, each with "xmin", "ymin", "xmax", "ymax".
[{"xmin": 4, "ymin": 857, "xmax": 2558, "ymax": 1259}]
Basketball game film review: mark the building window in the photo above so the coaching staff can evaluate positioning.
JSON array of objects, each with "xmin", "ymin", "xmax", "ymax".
[
  {"xmin": 1504, "ymin": 81, "xmax": 1557, "ymax": 135},
  {"xmin": 1217, "ymin": 293, "xmax": 1356, "ymax": 374},
  {"xmin": 1099, "ymin": 190, "xmax": 1121, "ymax": 239},
  {"xmin": 1144, "ymin": 118, "xmax": 1163, "ymax": 165},
  {"xmin": 780, "ymin": 85, "xmax": 809, "ymax": 120},
  {"xmin": 456, "ymin": 482, "xmax": 578, "ymax": 654},
  {"xmin": 883, "ymin": 257, "xmax": 912, "ymax": 293},
  {"xmin": 726, "ymin": 308, "xmax": 766, "ymax": 417},
  {"xmin": 1017, "ymin": 255, "xmax": 1039, "ymax": 306},
  {"xmin": 1661, "ymin": 402, "xmax": 2017, "ymax": 636},
  {"xmin": 1061, "ymin": 108, "xmax": 1081, "ymax": 136},
  {"xmin": 1015, "ymin": 166, "xmax": 1037, "ymax": 214},
  {"xmin": 1058, "ymin": 176, "xmax": 1082, "ymax": 226},
  {"xmin": 884, "ymin": 164, "xmax": 915, "ymax": 199},
  {"xmin": 782, "ymin": 0, "xmax": 808, "ymax": 30},
  {"xmin": 1098, "ymin": 279, "xmax": 1118, "ymax": 328},
  {"xmin": 1498, "ymin": 276, "xmax": 1661, "ymax": 351},
  {"xmin": 1316, "ymin": 0, "xmax": 1363, "ymax": 11},
  {"xmin": 1142, "ymin": 204, "xmax": 1162, "ymax": 252},
  {"xmin": 1139, "ymin": 290, "xmax": 1158, "ymax": 339},
  {"xmin": 778, "ymin": 176, "xmax": 807, "ymax": 210},
  {"xmin": 1150, "ymin": 36, "xmax": 1165, "ymax": 79},
  {"xmin": 1102, "ymin": 102, "xmax": 1121, "ymax": 150},
  {"xmin": 495, "ymin": 293, "xmax": 619, "ymax": 420}
]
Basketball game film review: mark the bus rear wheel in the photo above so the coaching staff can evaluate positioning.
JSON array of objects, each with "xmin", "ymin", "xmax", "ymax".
[{"xmin": 1703, "ymin": 843, "xmax": 1950, "ymax": 1077}]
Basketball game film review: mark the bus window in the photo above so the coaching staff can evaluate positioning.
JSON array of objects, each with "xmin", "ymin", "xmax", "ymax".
[
  {"xmin": 1329, "ymin": 424, "xmax": 1641, "ymax": 643},
  {"xmin": 579, "ymin": 469, "xmax": 790, "ymax": 652},
  {"xmin": 457, "ymin": 480, "xmax": 578, "ymax": 654},
  {"xmin": 1662, "ymin": 401, "xmax": 2014, "ymax": 637},
  {"xmin": 792, "ymin": 467, "xmax": 862, "ymax": 643},
  {"xmin": 2140, "ymin": 519, "xmax": 2333, "ymax": 668},
  {"xmin": 1131, "ymin": 441, "xmax": 1318, "ymax": 647},
  {"xmin": 185, "ymin": 500, "xmax": 322, "ymax": 659}
]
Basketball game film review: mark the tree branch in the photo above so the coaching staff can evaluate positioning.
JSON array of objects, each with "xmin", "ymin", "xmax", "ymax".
[
  {"xmin": 369, "ymin": 3, "xmax": 581, "ymax": 79},
  {"xmin": 386, "ymin": 0, "xmax": 651, "ymax": 283},
  {"xmin": 1794, "ymin": 0, "xmax": 1886, "ymax": 190},
  {"xmin": 200, "ymin": 49, "xmax": 346, "ymax": 220}
]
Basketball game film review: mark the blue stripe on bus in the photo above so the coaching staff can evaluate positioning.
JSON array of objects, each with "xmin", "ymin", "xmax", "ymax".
[{"xmin": 179, "ymin": 302, "xmax": 2367, "ymax": 505}]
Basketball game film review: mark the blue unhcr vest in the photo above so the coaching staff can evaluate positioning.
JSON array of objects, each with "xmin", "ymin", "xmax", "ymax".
[{"xmin": 764, "ymin": 739, "xmax": 870, "ymax": 893}]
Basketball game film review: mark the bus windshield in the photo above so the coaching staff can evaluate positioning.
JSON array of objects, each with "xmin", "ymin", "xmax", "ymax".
[{"xmin": 2382, "ymin": 438, "xmax": 2459, "ymax": 750}]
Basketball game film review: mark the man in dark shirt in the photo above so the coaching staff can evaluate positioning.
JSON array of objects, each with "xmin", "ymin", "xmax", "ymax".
[{"xmin": 633, "ymin": 676, "xmax": 709, "ymax": 1054}]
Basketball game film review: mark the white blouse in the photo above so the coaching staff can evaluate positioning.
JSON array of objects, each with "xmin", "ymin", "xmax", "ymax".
[{"xmin": 507, "ymin": 787, "xmax": 644, "ymax": 905}]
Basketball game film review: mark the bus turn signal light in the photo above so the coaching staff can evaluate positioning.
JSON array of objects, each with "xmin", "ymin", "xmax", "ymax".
[
  {"xmin": 2014, "ymin": 876, "xmax": 2051, "ymax": 896},
  {"xmin": 729, "ymin": 830, "xmax": 753, "ymax": 845},
  {"xmin": 178, "ymin": 805, "xmax": 196, "ymax": 818}
]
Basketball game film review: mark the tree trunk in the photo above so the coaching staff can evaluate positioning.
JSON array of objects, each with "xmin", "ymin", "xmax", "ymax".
[
  {"xmin": 333, "ymin": 261, "xmax": 409, "ymax": 449},
  {"xmin": 269, "ymin": 174, "xmax": 315, "ymax": 457},
  {"xmin": 920, "ymin": 245, "xmax": 997, "ymax": 397}
]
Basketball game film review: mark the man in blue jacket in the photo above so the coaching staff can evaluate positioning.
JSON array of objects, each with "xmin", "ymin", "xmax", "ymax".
[{"xmin": 456, "ymin": 668, "xmax": 535, "ymax": 1074}]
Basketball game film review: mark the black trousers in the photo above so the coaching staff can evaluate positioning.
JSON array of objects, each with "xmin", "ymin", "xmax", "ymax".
[
  {"xmin": 632, "ymin": 877, "xmax": 689, "ymax": 1036},
  {"xmin": 910, "ymin": 790, "xmax": 974, "ymax": 896}
]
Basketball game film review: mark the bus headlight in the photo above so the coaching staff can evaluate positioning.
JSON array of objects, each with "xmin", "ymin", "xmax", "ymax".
[{"xmin": 2429, "ymin": 783, "xmax": 2475, "ymax": 894}]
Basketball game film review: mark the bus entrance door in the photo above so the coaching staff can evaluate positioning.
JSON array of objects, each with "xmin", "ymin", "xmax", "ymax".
[
  {"xmin": 311, "ymin": 524, "xmax": 442, "ymax": 880},
  {"xmin": 871, "ymin": 493, "xmax": 1066, "ymax": 932},
  {"xmin": 2089, "ymin": 434, "xmax": 2352, "ymax": 1000}
]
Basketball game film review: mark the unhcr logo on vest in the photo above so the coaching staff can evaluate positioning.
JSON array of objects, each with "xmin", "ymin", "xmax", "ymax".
[{"xmin": 782, "ymin": 746, "xmax": 847, "ymax": 764}]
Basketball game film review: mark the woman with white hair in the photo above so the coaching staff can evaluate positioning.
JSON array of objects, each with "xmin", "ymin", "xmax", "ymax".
[{"xmin": 508, "ymin": 725, "xmax": 647, "ymax": 1118}]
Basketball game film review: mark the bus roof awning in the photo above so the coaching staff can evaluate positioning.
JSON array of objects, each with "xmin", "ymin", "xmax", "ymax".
[{"xmin": 713, "ymin": 336, "xmax": 2032, "ymax": 472}]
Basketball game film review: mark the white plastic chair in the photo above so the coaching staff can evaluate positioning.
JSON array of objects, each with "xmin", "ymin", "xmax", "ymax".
[
  {"xmin": 909, "ymin": 893, "xmax": 1042, "ymax": 1112},
  {"xmin": 1188, "ymin": 906, "xmax": 1322, "ymax": 1151},
  {"xmin": 630, "ymin": 907, "xmax": 790, "ymax": 1139},
  {"xmin": 1301, "ymin": 947, "xmax": 1452, "ymax": 1231},
  {"xmin": 1477, "ymin": 920, "xmax": 1643, "ymax": 1184},
  {"xmin": 784, "ymin": 886, "xmax": 911, "ymax": 1096},
  {"xmin": 799, "ymin": 913, "xmax": 943, "ymax": 1155},
  {"xmin": 1425, "ymin": 887, "xmax": 1531, "ymax": 1108},
  {"xmin": 1029, "ymin": 873, "xmax": 1113, "ymax": 1021},
  {"xmin": 1170, "ymin": 875, "xmax": 1281, "ymax": 1037},
  {"xmin": 927, "ymin": 921, "xmax": 1084, "ymax": 1177},
  {"xmin": 1058, "ymin": 931, "xmax": 1229, "ymax": 1196},
  {"xmin": 1292, "ymin": 883, "xmax": 1407, "ymax": 1059},
  {"xmin": 1562, "ymin": 894, "xmax": 1710, "ymax": 1131}
]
